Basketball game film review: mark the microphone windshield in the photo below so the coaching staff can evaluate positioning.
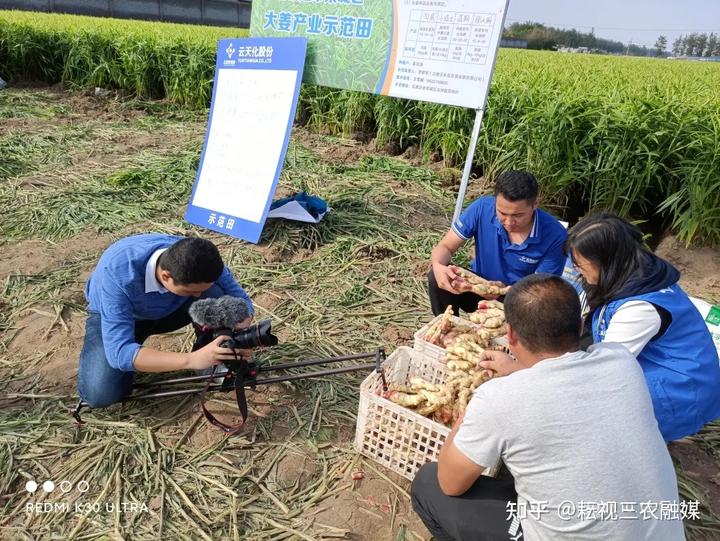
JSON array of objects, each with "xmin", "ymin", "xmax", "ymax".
[{"xmin": 188, "ymin": 296, "xmax": 250, "ymax": 329}]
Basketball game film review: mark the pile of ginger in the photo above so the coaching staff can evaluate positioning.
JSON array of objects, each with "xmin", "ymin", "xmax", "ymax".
[
  {"xmin": 383, "ymin": 357, "xmax": 495, "ymax": 426},
  {"xmin": 386, "ymin": 301, "xmax": 512, "ymax": 425}
]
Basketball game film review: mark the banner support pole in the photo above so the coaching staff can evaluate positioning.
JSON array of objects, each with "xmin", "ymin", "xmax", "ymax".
[
  {"xmin": 452, "ymin": 107, "xmax": 485, "ymax": 223},
  {"xmin": 451, "ymin": 0, "xmax": 509, "ymax": 224}
]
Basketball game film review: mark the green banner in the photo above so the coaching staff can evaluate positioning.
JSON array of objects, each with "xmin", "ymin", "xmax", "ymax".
[
  {"xmin": 252, "ymin": 0, "xmax": 509, "ymax": 109},
  {"xmin": 250, "ymin": 0, "xmax": 392, "ymax": 93},
  {"xmin": 707, "ymin": 306, "xmax": 720, "ymax": 327}
]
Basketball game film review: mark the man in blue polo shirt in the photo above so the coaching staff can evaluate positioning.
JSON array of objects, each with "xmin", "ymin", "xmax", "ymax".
[
  {"xmin": 429, "ymin": 170, "xmax": 567, "ymax": 315},
  {"xmin": 77, "ymin": 234, "xmax": 254, "ymax": 408}
]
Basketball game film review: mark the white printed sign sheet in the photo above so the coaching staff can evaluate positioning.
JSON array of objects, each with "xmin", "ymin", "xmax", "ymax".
[
  {"xmin": 386, "ymin": 0, "xmax": 509, "ymax": 109},
  {"xmin": 185, "ymin": 37, "xmax": 307, "ymax": 243}
]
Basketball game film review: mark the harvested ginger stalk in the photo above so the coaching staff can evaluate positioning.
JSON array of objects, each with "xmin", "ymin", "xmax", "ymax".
[
  {"xmin": 477, "ymin": 300, "xmax": 504, "ymax": 311},
  {"xmin": 450, "ymin": 267, "xmax": 510, "ymax": 297},
  {"xmin": 384, "ymin": 390, "xmax": 425, "ymax": 407},
  {"xmin": 384, "ymin": 342, "xmax": 496, "ymax": 425},
  {"xmin": 423, "ymin": 308, "xmax": 493, "ymax": 349}
]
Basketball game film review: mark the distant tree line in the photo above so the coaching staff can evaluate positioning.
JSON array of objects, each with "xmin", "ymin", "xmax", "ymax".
[
  {"xmin": 503, "ymin": 22, "xmax": 654, "ymax": 56},
  {"xmin": 671, "ymin": 33, "xmax": 720, "ymax": 57}
]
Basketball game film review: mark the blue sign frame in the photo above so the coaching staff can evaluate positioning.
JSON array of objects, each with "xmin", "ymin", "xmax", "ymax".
[{"xmin": 185, "ymin": 37, "xmax": 307, "ymax": 243}]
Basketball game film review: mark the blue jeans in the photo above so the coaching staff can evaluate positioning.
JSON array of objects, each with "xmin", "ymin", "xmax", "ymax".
[{"xmin": 77, "ymin": 284, "xmax": 225, "ymax": 408}]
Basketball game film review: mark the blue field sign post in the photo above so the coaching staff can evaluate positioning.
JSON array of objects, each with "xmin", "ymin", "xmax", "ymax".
[{"xmin": 185, "ymin": 37, "xmax": 307, "ymax": 243}]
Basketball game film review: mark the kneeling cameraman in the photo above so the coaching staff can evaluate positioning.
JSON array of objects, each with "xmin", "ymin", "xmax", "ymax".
[{"xmin": 77, "ymin": 233, "xmax": 254, "ymax": 408}]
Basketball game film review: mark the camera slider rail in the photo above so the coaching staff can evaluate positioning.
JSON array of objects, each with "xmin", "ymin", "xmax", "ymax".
[{"xmin": 71, "ymin": 348, "xmax": 388, "ymax": 433}]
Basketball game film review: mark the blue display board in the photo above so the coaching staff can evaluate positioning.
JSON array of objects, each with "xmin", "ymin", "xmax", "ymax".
[{"xmin": 185, "ymin": 37, "xmax": 307, "ymax": 243}]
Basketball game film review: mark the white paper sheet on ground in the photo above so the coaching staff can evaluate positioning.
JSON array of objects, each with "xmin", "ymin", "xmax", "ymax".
[{"xmin": 266, "ymin": 200, "xmax": 329, "ymax": 223}]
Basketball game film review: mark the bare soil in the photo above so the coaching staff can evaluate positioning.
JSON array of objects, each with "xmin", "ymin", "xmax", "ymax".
[
  {"xmin": 313, "ymin": 473, "xmax": 426, "ymax": 541},
  {"xmin": 669, "ymin": 440, "xmax": 720, "ymax": 516},
  {"xmin": 293, "ymin": 129, "xmax": 370, "ymax": 165},
  {"xmin": 656, "ymin": 236, "xmax": 720, "ymax": 304},
  {"xmin": 0, "ymin": 230, "xmax": 112, "ymax": 281}
]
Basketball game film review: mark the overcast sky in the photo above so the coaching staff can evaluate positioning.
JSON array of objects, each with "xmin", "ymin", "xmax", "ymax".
[{"xmin": 505, "ymin": 0, "xmax": 720, "ymax": 48}]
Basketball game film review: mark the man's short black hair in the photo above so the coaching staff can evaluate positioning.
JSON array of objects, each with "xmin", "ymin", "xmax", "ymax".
[
  {"xmin": 504, "ymin": 274, "xmax": 581, "ymax": 354},
  {"xmin": 158, "ymin": 238, "xmax": 224, "ymax": 285},
  {"xmin": 494, "ymin": 170, "xmax": 538, "ymax": 202}
]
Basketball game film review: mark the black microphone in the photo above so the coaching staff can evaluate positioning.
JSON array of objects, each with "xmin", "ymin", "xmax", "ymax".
[{"xmin": 188, "ymin": 296, "xmax": 278, "ymax": 351}]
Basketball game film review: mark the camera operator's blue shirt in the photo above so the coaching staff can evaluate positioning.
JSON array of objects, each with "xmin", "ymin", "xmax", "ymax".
[
  {"xmin": 85, "ymin": 234, "xmax": 254, "ymax": 372},
  {"xmin": 451, "ymin": 196, "xmax": 567, "ymax": 285}
]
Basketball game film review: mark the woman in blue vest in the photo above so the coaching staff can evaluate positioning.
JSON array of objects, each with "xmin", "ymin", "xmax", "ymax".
[{"xmin": 566, "ymin": 213, "xmax": 720, "ymax": 442}]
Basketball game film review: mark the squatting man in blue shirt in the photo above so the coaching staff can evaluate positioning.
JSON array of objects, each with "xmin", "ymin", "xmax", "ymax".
[
  {"xmin": 77, "ymin": 234, "xmax": 254, "ymax": 408},
  {"xmin": 429, "ymin": 170, "xmax": 567, "ymax": 315}
]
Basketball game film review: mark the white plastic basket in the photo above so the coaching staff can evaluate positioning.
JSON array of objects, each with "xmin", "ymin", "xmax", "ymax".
[
  {"xmin": 413, "ymin": 314, "xmax": 481, "ymax": 361},
  {"xmin": 414, "ymin": 314, "xmax": 510, "ymax": 362},
  {"xmin": 354, "ymin": 346, "xmax": 499, "ymax": 481}
]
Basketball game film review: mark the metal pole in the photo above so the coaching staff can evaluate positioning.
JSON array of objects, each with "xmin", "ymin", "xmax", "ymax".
[
  {"xmin": 452, "ymin": 108, "xmax": 485, "ymax": 223},
  {"xmin": 258, "ymin": 351, "xmax": 378, "ymax": 372},
  {"xmin": 252, "ymin": 363, "xmax": 378, "ymax": 385},
  {"xmin": 127, "ymin": 363, "xmax": 377, "ymax": 401},
  {"xmin": 452, "ymin": 0, "xmax": 510, "ymax": 224},
  {"xmin": 130, "ymin": 385, "xmax": 224, "ymax": 400},
  {"xmin": 132, "ymin": 351, "xmax": 380, "ymax": 388},
  {"xmin": 133, "ymin": 370, "xmax": 230, "ymax": 387}
]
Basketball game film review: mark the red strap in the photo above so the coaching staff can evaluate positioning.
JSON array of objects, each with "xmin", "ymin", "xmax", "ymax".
[{"xmin": 199, "ymin": 366, "xmax": 246, "ymax": 434}]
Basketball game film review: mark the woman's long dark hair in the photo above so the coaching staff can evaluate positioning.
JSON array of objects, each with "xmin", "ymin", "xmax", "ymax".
[{"xmin": 565, "ymin": 213, "xmax": 647, "ymax": 309}]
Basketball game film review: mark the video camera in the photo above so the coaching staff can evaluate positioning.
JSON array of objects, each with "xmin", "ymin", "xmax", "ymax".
[
  {"xmin": 188, "ymin": 296, "xmax": 278, "ymax": 354},
  {"xmin": 213, "ymin": 319, "xmax": 278, "ymax": 351}
]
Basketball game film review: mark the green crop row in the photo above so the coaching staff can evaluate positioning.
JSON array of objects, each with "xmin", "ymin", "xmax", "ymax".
[
  {"xmin": 1, "ymin": 10, "xmax": 719, "ymax": 244},
  {"xmin": 297, "ymin": 53, "xmax": 720, "ymax": 245},
  {"xmin": 0, "ymin": 10, "xmax": 245, "ymax": 107}
]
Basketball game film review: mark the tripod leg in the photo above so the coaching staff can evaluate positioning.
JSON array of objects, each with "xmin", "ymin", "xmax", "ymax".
[{"xmin": 71, "ymin": 399, "xmax": 87, "ymax": 424}]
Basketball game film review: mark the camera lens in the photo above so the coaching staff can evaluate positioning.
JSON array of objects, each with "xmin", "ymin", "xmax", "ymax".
[
  {"xmin": 231, "ymin": 320, "xmax": 278, "ymax": 349},
  {"xmin": 220, "ymin": 338, "xmax": 237, "ymax": 349}
]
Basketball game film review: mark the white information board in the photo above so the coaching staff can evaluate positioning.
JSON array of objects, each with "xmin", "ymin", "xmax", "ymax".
[
  {"xmin": 191, "ymin": 69, "xmax": 298, "ymax": 223},
  {"xmin": 386, "ymin": 0, "xmax": 508, "ymax": 109},
  {"xmin": 185, "ymin": 37, "xmax": 307, "ymax": 243}
]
